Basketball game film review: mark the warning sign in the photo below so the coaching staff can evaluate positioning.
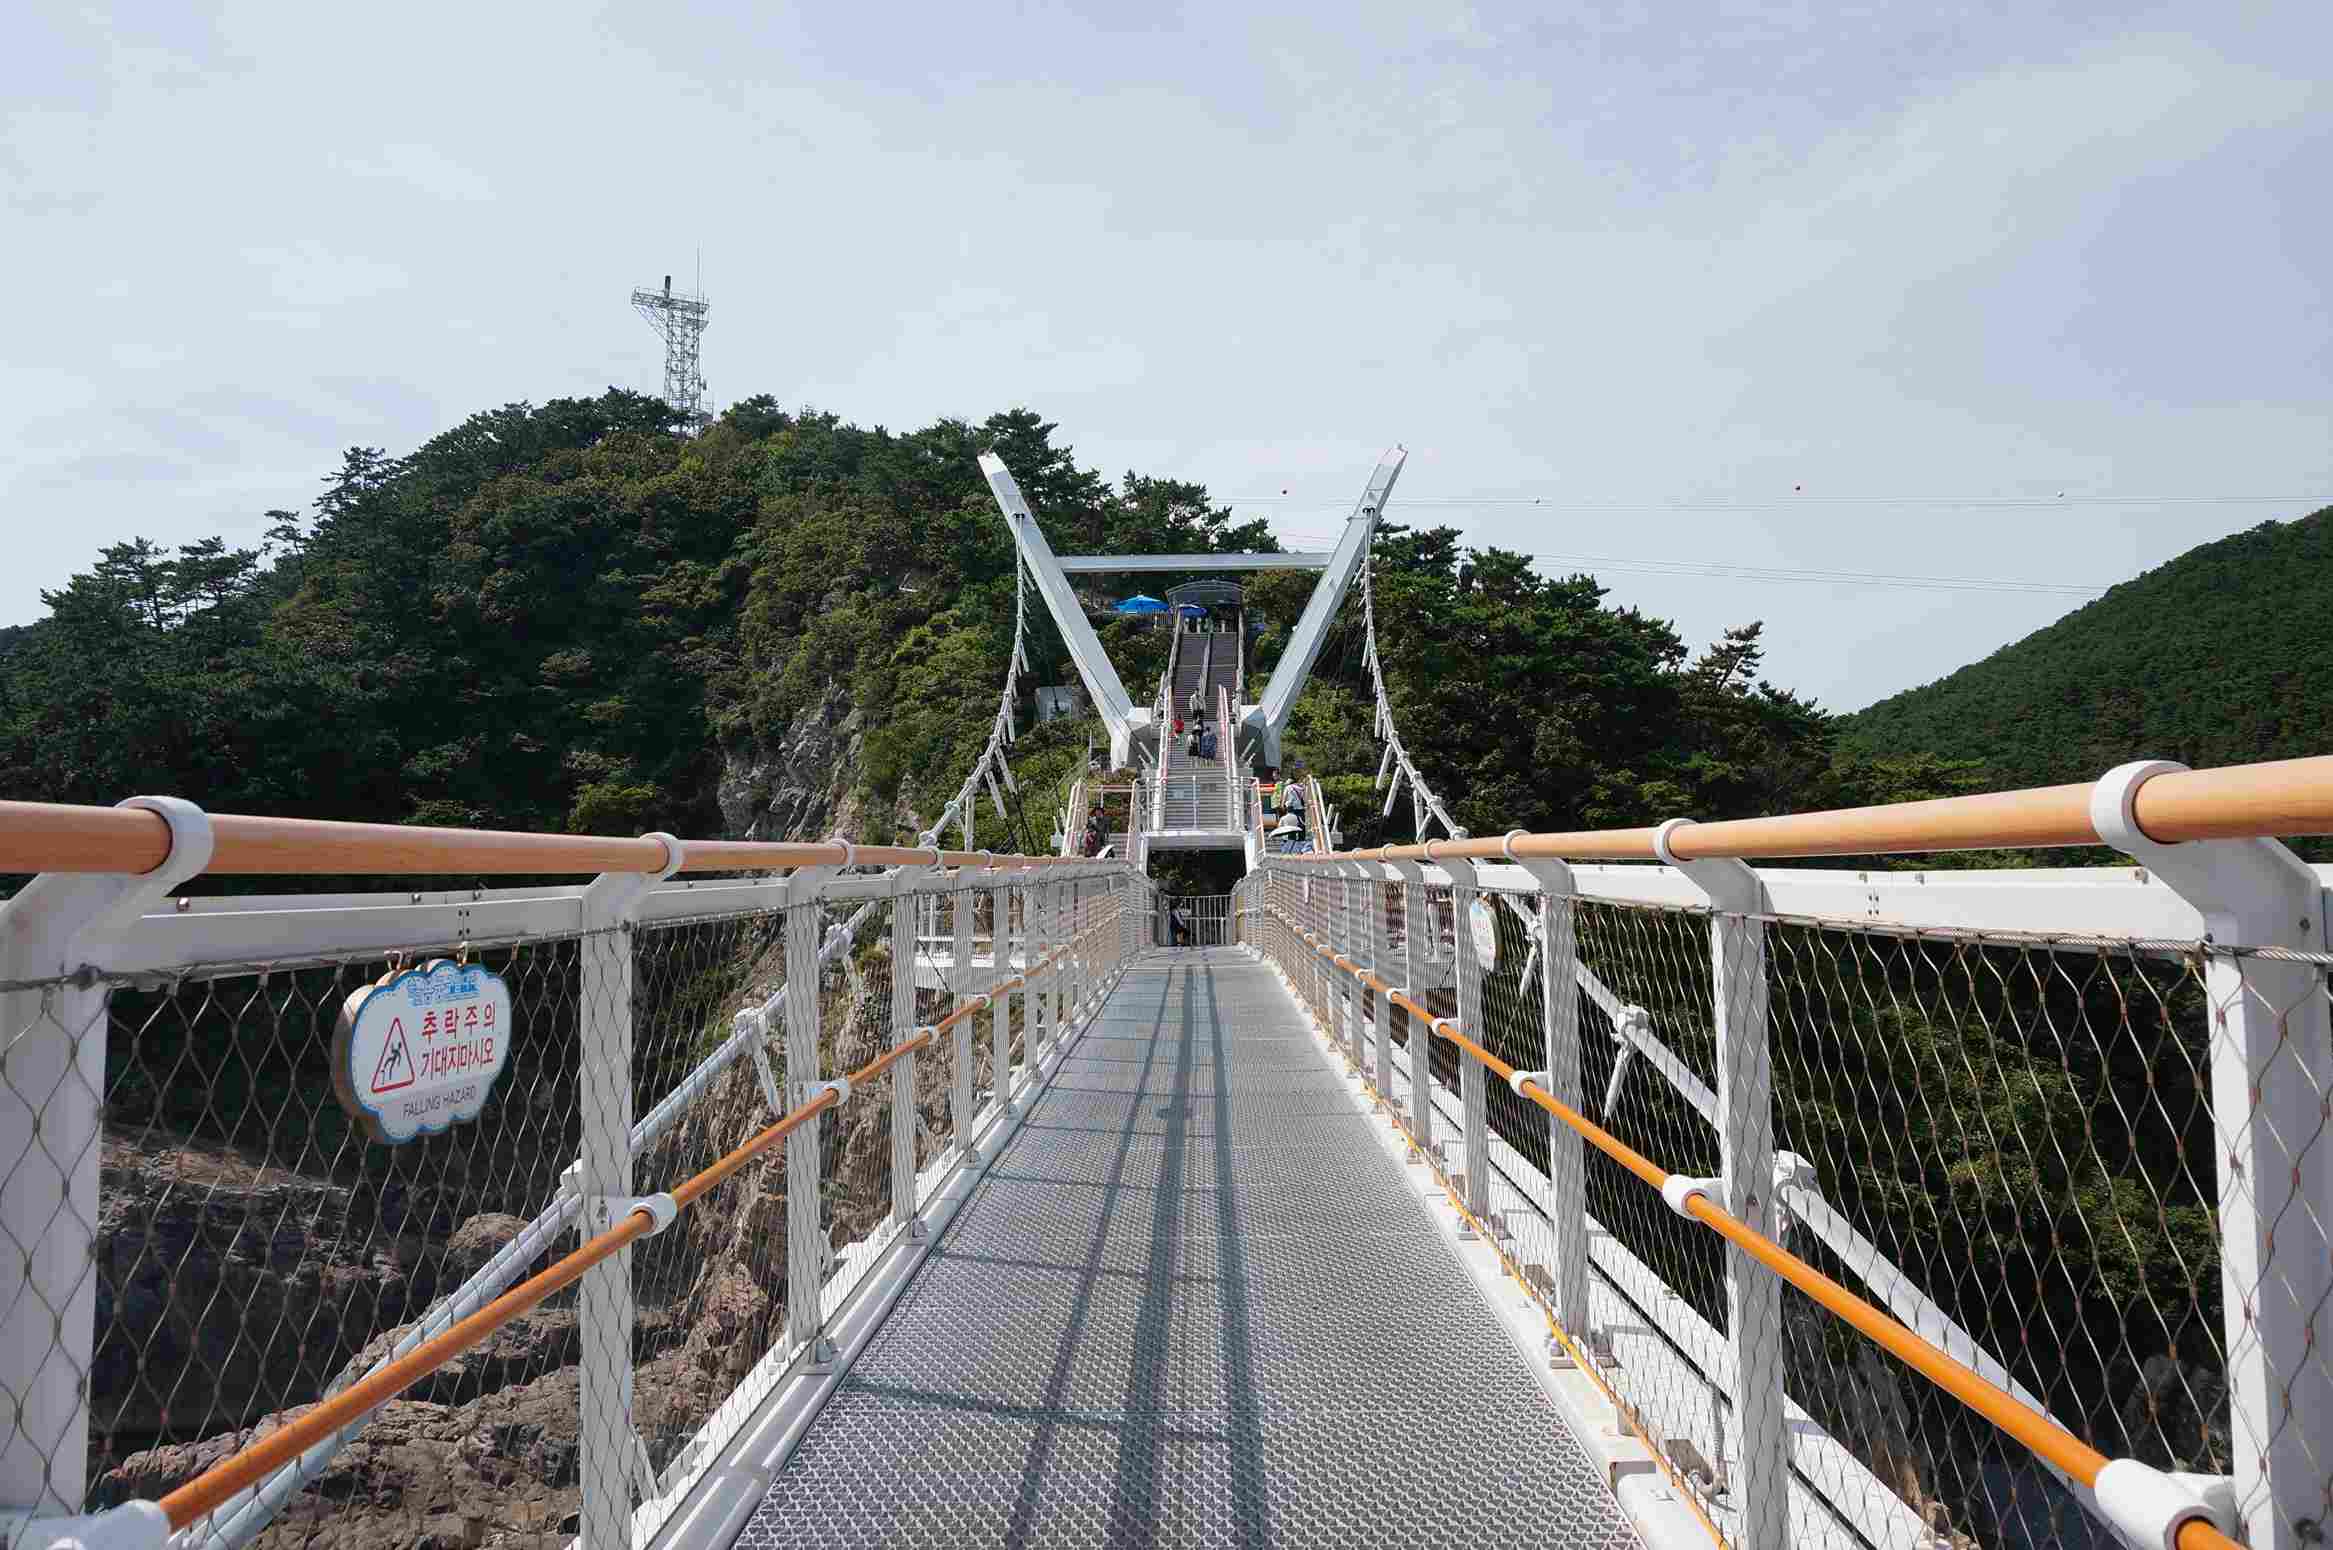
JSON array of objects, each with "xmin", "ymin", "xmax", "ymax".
[
  {"xmin": 331, "ymin": 959, "xmax": 513, "ymax": 1144},
  {"xmin": 1469, "ymin": 895, "xmax": 1499, "ymax": 973}
]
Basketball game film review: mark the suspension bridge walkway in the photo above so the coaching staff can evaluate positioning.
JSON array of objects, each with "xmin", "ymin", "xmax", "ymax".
[
  {"xmin": 1, "ymin": 448, "xmax": 2329, "ymax": 1550},
  {"xmin": 732, "ymin": 948, "xmax": 1637, "ymax": 1549}
]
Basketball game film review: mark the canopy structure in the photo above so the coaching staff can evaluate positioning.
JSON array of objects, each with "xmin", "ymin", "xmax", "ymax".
[{"xmin": 1114, "ymin": 594, "xmax": 1167, "ymax": 614}]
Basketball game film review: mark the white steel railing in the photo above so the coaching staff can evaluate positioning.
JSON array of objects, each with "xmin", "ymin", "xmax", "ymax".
[
  {"xmin": 0, "ymin": 801, "xmax": 1148, "ymax": 1550},
  {"xmin": 1159, "ymin": 893, "xmax": 1234, "ymax": 948},
  {"xmin": 1243, "ymin": 755, "xmax": 2333, "ymax": 1550}
]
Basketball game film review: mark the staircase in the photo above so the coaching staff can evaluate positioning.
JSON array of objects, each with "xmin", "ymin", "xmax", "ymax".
[{"xmin": 1155, "ymin": 611, "xmax": 1243, "ymax": 830}]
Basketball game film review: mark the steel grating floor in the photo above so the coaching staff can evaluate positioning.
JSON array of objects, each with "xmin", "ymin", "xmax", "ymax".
[{"xmin": 732, "ymin": 948, "xmax": 1643, "ymax": 1549}]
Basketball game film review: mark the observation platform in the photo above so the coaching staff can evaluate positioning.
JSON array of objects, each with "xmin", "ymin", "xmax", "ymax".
[{"xmin": 732, "ymin": 948, "xmax": 1640, "ymax": 1548}]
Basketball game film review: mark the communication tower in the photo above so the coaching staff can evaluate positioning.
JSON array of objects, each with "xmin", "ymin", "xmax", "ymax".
[{"xmin": 630, "ymin": 274, "xmax": 711, "ymax": 430}]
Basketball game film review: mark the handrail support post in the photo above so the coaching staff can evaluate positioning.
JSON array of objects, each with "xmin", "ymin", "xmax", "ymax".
[
  {"xmin": 1518, "ymin": 854, "xmax": 1592, "ymax": 1345},
  {"xmin": 951, "ymin": 864, "xmax": 979, "ymax": 1164},
  {"xmin": 1655, "ymin": 819, "xmax": 1789, "ymax": 1550},
  {"xmin": 1387, "ymin": 858, "xmax": 1433, "ymax": 1156},
  {"xmin": 2093, "ymin": 761, "xmax": 2333, "ymax": 1550},
  {"xmin": 575, "ymin": 833, "xmax": 684, "ymax": 1545},
  {"xmin": 782, "ymin": 864, "xmax": 840, "ymax": 1368},
  {"xmin": 0, "ymin": 798, "xmax": 213, "ymax": 1518},
  {"xmin": 1330, "ymin": 862, "xmax": 1363, "ymax": 1066},
  {"xmin": 1364, "ymin": 861, "xmax": 1392, "ymax": 1099},
  {"xmin": 990, "ymin": 874, "xmax": 1015, "ymax": 1116},
  {"xmin": 1440, "ymin": 855, "xmax": 1492, "ymax": 1221},
  {"xmin": 887, "ymin": 871, "xmax": 921, "ymax": 1237}
]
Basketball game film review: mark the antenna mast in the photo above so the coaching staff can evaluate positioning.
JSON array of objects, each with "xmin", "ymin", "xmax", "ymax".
[{"xmin": 629, "ymin": 272, "xmax": 711, "ymax": 431}]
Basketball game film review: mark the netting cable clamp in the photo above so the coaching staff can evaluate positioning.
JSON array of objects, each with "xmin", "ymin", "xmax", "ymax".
[
  {"xmin": 606, "ymin": 1193, "xmax": 679, "ymax": 1237},
  {"xmin": 741, "ymin": 1008, "xmax": 787, "ymax": 1118},
  {"xmin": 1660, "ymin": 1174, "xmax": 1719, "ymax": 1218},
  {"xmin": 801, "ymin": 1076, "xmax": 851, "ymax": 1108},
  {"xmin": 2092, "ymin": 1459, "xmax": 2236, "ymax": 1549},
  {"xmin": 1506, "ymin": 1068, "xmax": 1548, "ymax": 1098}
]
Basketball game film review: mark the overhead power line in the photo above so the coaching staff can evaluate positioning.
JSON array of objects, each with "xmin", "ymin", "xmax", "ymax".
[
  {"xmin": 1229, "ymin": 492, "xmax": 2321, "ymax": 510},
  {"xmin": 1518, "ymin": 552, "xmax": 2105, "ymax": 596},
  {"xmin": 1265, "ymin": 533, "xmax": 2110, "ymax": 596}
]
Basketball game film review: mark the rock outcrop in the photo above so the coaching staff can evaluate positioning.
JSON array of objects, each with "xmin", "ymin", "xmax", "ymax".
[{"xmin": 715, "ymin": 682, "xmax": 867, "ymax": 843}]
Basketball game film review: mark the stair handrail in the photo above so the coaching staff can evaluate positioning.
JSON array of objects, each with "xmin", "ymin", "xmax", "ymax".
[{"xmin": 1217, "ymin": 684, "xmax": 1238, "ymax": 828}]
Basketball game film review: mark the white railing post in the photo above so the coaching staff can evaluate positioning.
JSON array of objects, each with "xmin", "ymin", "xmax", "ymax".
[
  {"xmin": 1387, "ymin": 858, "xmax": 1433, "ymax": 1155},
  {"xmin": 1518, "ymin": 850, "xmax": 1591, "ymax": 1343},
  {"xmin": 952, "ymin": 865, "xmax": 977, "ymax": 1164},
  {"xmin": 2093, "ymin": 763, "xmax": 2333, "ymax": 1549},
  {"xmin": 1440, "ymin": 854, "xmax": 1492, "ymax": 1220},
  {"xmin": 1067, "ymin": 879, "xmax": 1086, "ymax": 1010},
  {"xmin": 1044, "ymin": 881, "xmax": 1066, "ymax": 1046},
  {"xmin": 0, "ymin": 798, "xmax": 212, "ymax": 1518},
  {"xmin": 1654, "ymin": 820, "xmax": 1787, "ymax": 1550},
  {"xmin": 1337, "ymin": 862, "xmax": 1367, "ymax": 1066},
  {"xmin": 1324, "ymin": 863, "xmax": 1351, "ymax": 1060},
  {"xmin": 1023, "ymin": 881, "xmax": 1045, "ymax": 1051},
  {"xmin": 1302, "ymin": 871, "xmax": 1325, "ymax": 1020},
  {"xmin": 990, "ymin": 873, "xmax": 1014, "ymax": 1114},
  {"xmin": 576, "ymin": 832, "xmax": 684, "ymax": 1547},
  {"xmin": 782, "ymin": 861, "xmax": 839, "ymax": 1368},
  {"xmin": 888, "ymin": 874, "xmax": 919, "ymax": 1235},
  {"xmin": 1364, "ymin": 862, "xmax": 1392, "ymax": 1098}
]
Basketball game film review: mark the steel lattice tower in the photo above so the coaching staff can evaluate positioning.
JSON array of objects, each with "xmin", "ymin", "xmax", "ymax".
[{"xmin": 630, "ymin": 274, "xmax": 710, "ymax": 430}]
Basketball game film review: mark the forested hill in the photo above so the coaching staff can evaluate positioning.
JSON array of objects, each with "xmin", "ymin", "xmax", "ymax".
[
  {"xmin": 0, "ymin": 392, "xmax": 1274, "ymax": 852},
  {"xmin": 0, "ymin": 388, "xmax": 1979, "ymax": 866},
  {"xmin": 1844, "ymin": 508, "xmax": 2333, "ymax": 790}
]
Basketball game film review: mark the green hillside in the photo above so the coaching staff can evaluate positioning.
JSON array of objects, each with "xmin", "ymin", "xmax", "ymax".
[{"xmin": 1845, "ymin": 508, "xmax": 2333, "ymax": 790}]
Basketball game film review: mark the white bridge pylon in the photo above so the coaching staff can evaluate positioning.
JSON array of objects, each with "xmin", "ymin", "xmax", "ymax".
[{"xmin": 978, "ymin": 446, "xmax": 1406, "ymax": 770}]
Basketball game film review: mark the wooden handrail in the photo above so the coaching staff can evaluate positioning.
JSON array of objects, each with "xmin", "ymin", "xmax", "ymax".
[
  {"xmin": 0, "ymin": 802, "xmax": 1125, "ymax": 878},
  {"xmin": 1281, "ymin": 754, "xmax": 2333, "ymax": 866}
]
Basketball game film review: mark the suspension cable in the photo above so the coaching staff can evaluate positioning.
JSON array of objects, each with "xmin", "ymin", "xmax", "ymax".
[
  {"xmin": 1359, "ymin": 542, "xmax": 1466, "ymax": 842},
  {"xmin": 924, "ymin": 556, "xmax": 1036, "ymax": 854}
]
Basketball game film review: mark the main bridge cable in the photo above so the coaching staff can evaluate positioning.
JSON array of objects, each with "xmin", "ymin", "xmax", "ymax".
[
  {"xmin": 1275, "ymin": 917, "xmax": 2239, "ymax": 1550},
  {"xmin": 147, "ymin": 919, "xmax": 1114, "ymax": 1535},
  {"xmin": 1358, "ymin": 533, "xmax": 1466, "ymax": 843},
  {"xmin": 928, "ymin": 552, "xmax": 1037, "ymax": 856}
]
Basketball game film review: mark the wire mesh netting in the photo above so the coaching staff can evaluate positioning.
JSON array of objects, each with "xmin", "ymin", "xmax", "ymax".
[
  {"xmin": 75, "ymin": 932, "xmax": 602, "ymax": 1550},
  {"xmin": 628, "ymin": 907, "xmax": 795, "ymax": 1507},
  {"xmin": 1249, "ymin": 866, "xmax": 2321, "ymax": 1550},
  {"xmin": 1758, "ymin": 917, "xmax": 2247, "ymax": 1550},
  {"xmin": 0, "ymin": 857, "xmax": 1141, "ymax": 1550}
]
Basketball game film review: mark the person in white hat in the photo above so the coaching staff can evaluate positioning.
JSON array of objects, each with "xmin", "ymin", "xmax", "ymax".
[{"xmin": 1272, "ymin": 811, "xmax": 1306, "ymax": 854}]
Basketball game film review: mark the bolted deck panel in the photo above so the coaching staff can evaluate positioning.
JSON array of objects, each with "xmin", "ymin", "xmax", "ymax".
[{"xmin": 733, "ymin": 948, "xmax": 1642, "ymax": 1549}]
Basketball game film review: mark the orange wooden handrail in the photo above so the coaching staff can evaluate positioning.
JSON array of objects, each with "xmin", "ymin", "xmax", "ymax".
[
  {"xmin": 0, "ymin": 801, "xmax": 1129, "ymax": 879},
  {"xmin": 1280, "ymin": 923, "xmax": 2239, "ymax": 1550},
  {"xmin": 158, "ymin": 1077, "xmax": 834, "ymax": 1528},
  {"xmin": 1277, "ymin": 753, "xmax": 2333, "ymax": 866}
]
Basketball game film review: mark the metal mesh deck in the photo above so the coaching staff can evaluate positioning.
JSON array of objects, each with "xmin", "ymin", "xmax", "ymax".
[{"xmin": 734, "ymin": 948, "xmax": 1642, "ymax": 1549}]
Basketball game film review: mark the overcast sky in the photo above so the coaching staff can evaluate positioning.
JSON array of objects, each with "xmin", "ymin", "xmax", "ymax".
[{"xmin": 5, "ymin": 2, "xmax": 2326, "ymax": 710}]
